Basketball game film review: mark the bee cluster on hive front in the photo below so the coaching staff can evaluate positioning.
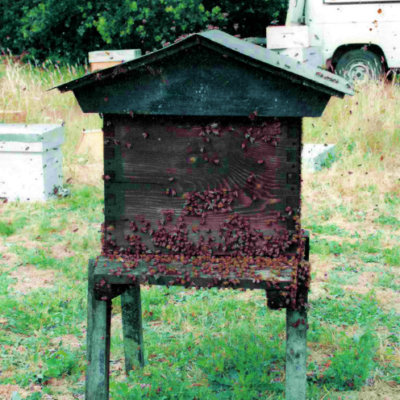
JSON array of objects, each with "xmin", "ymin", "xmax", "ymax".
[{"xmin": 95, "ymin": 114, "xmax": 309, "ymax": 310}]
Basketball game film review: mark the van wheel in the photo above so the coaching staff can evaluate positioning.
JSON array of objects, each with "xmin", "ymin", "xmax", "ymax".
[{"xmin": 336, "ymin": 49, "xmax": 384, "ymax": 81}]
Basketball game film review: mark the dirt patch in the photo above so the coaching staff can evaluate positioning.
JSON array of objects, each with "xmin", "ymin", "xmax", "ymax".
[
  {"xmin": 375, "ymin": 289, "xmax": 400, "ymax": 314},
  {"xmin": 2, "ymin": 345, "xmax": 27, "ymax": 354},
  {"xmin": 0, "ymin": 385, "xmax": 30, "ymax": 400},
  {"xmin": 234, "ymin": 290, "xmax": 265, "ymax": 302},
  {"xmin": 9, "ymin": 265, "xmax": 55, "ymax": 294},
  {"xmin": 357, "ymin": 271, "xmax": 378, "ymax": 287},
  {"xmin": 57, "ymin": 223, "xmax": 86, "ymax": 238},
  {"xmin": 0, "ymin": 243, "xmax": 18, "ymax": 266},
  {"xmin": 50, "ymin": 243, "xmax": 76, "ymax": 259},
  {"xmin": 343, "ymin": 285, "xmax": 400, "ymax": 314},
  {"xmin": 66, "ymin": 163, "xmax": 103, "ymax": 188},
  {"xmin": 338, "ymin": 218, "xmax": 399, "ymax": 238},
  {"xmin": 309, "ymin": 255, "xmax": 333, "ymax": 283},
  {"xmin": 308, "ymin": 284, "xmax": 329, "ymax": 301},
  {"xmin": 2, "ymin": 235, "xmax": 39, "ymax": 249},
  {"xmin": 50, "ymin": 334, "xmax": 83, "ymax": 349},
  {"xmin": 28, "ymin": 378, "xmax": 80, "ymax": 400},
  {"xmin": 314, "ymin": 234, "xmax": 360, "ymax": 246},
  {"xmin": 308, "ymin": 341, "xmax": 336, "ymax": 366},
  {"xmin": 321, "ymin": 386, "xmax": 398, "ymax": 400}
]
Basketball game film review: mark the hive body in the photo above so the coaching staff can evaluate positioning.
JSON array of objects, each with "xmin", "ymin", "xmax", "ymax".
[{"xmin": 0, "ymin": 124, "xmax": 64, "ymax": 202}]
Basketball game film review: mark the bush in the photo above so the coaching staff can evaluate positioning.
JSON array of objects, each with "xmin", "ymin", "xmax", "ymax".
[{"xmin": 1, "ymin": 0, "xmax": 288, "ymax": 66}]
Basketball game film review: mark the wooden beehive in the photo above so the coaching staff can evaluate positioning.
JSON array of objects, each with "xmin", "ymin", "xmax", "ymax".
[{"xmin": 53, "ymin": 31, "xmax": 353, "ymax": 310}]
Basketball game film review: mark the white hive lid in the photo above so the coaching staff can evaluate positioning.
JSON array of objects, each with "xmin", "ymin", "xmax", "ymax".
[
  {"xmin": 0, "ymin": 124, "xmax": 64, "ymax": 143},
  {"xmin": 88, "ymin": 50, "xmax": 142, "ymax": 63}
]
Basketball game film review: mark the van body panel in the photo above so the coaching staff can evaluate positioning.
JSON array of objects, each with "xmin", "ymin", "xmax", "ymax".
[{"xmin": 268, "ymin": 0, "xmax": 400, "ymax": 69}]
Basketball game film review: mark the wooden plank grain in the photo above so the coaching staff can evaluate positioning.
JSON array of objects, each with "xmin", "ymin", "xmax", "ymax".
[
  {"xmin": 102, "ymin": 116, "xmax": 302, "ymax": 259},
  {"xmin": 103, "ymin": 117, "xmax": 300, "ymax": 203},
  {"xmin": 285, "ymin": 308, "xmax": 308, "ymax": 400},
  {"xmin": 107, "ymin": 122, "xmax": 267, "ymax": 179},
  {"xmin": 104, "ymin": 184, "xmax": 301, "ymax": 254},
  {"xmin": 121, "ymin": 285, "xmax": 145, "ymax": 372},
  {"xmin": 86, "ymin": 259, "xmax": 112, "ymax": 400},
  {"xmin": 104, "ymin": 116, "xmax": 300, "ymax": 186},
  {"xmin": 93, "ymin": 256, "xmax": 295, "ymax": 292}
]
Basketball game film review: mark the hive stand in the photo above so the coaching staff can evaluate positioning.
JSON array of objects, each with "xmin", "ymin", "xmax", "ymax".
[{"xmin": 86, "ymin": 232, "xmax": 309, "ymax": 400}]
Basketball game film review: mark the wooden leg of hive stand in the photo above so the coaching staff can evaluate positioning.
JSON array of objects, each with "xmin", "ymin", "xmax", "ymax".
[
  {"xmin": 285, "ymin": 307, "xmax": 308, "ymax": 400},
  {"xmin": 86, "ymin": 259, "xmax": 112, "ymax": 400},
  {"xmin": 121, "ymin": 284, "xmax": 144, "ymax": 375}
]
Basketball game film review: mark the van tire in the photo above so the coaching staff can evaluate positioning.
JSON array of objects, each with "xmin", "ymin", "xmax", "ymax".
[{"xmin": 336, "ymin": 49, "xmax": 384, "ymax": 81}]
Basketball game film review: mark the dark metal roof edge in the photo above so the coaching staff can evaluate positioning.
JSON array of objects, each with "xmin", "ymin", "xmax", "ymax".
[
  {"xmin": 197, "ymin": 36, "xmax": 347, "ymax": 99},
  {"xmin": 48, "ymin": 34, "xmax": 200, "ymax": 93},
  {"xmin": 197, "ymin": 30, "xmax": 353, "ymax": 96}
]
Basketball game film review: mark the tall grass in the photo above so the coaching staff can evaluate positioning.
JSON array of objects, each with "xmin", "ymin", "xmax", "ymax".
[
  {"xmin": 302, "ymin": 75, "xmax": 400, "ymax": 233},
  {"xmin": 304, "ymin": 76, "xmax": 400, "ymax": 168},
  {"xmin": 0, "ymin": 51, "xmax": 103, "ymax": 186}
]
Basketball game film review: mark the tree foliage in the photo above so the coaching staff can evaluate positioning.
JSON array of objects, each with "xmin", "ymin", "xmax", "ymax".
[{"xmin": 1, "ymin": 0, "xmax": 288, "ymax": 66}]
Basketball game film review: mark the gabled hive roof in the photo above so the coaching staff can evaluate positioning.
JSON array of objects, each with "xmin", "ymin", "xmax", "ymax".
[{"xmin": 51, "ymin": 30, "xmax": 354, "ymax": 98}]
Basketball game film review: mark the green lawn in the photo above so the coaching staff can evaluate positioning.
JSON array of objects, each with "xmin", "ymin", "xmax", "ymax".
[{"xmin": 0, "ymin": 56, "xmax": 399, "ymax": 399}]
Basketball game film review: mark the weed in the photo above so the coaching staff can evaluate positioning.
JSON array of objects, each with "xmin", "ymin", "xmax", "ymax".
[
  {"xmin": 0, "ymin": 284, "xmax": 86, "ymax": 335},
  {"xmin": 328, "ymin": 285, "xmax": 346, "ymax": 297},
  {"xmin": 13, "ymin": 247, "xmax": 59, "ymax": 270},
  {"xmin": 310, "ymin": 290, "xmax": 384, "ymax": 327},
  {"xmin": 321, "ymin": 328, "xmax": 379, "ymax": 391},
  {"xmin": 383, "ymin": 246, "xmax": 400, "ymax": 266},
  {"xmin": 359, "ymin": 234, "xmax": 381, "ymax": 254},
  {"xmin": 0, "ymin": 270, "xmax": 17, "ymax": 295},
  {"xmin": 37, "ymin": 217, "xmax": 59, "ymax": 237},
  {"xmin": 317, "ymin": 208, "xmax": 333, "ymax": 222},
  {"xmin": 0, "ymin": 220, "xmax": 15, "ymax": 236},
  {"xmin": 360, "ymin": 254, "xmax": 381, "ymax": 263},
  {"xmin": 320, "ymin": 151, "xmax": 341, "ymax": 169},
  {"xmin": 348, "ymin": 210, "xmax": 367, "ymax": 222},
  {"xmin": 384, "ymin": 192, "xmax": 400, "ymax": 206},
  {"xmin": 375, "ymin": 272, "xmax": 400, "ymax": 290},
  {"xmin": 332, "ymin": 262, "xmax": 360, "ymax": 274},
  {"xmin": 311, "ymin": 238, "xmax": 354, "ymax": 256},
  {"xmin": 307, "ymin": 223, "xmax": 350, "ymax": 237},
  {"xmin": 40, "ymin": 348, "xmax": 84, "ymax": 382},
  {"xmin": 329, "ymin": 270, "xmax": 359, "ymax": 286},
  {"xmin": 373, "ymin": 214, "xmax": 400, "ymax": 228},
  {"xmin": 11, "ymin": 393, "xmax": 42, "ymax": 400},
  {"xmin": 346, "ymin": 138, "xmax": 357, "ymax": 155},
  {"xmin": 334, "ymin": 205, "xmax": 353, "ymax": 218}
]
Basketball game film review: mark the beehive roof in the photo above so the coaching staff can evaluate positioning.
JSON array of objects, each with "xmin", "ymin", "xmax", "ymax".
[{"xmin": 51, "ymin": 30, "xmax": 353, "ymax": 97}]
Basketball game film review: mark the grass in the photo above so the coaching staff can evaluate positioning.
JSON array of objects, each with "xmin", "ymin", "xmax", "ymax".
[{"xmin": 0, "ymin": 53, "xmax": 399, "ymax": 399}]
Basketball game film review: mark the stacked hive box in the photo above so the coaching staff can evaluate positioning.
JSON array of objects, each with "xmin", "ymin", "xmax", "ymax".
[{"xmin": 0, "ymin": 124, "xmax": 64, "ymax": 202}]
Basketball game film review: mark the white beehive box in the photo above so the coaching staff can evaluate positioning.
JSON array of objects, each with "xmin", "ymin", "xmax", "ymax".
[
  {"xmin": 88, "ymin": 49, "xmax": 142, "ymax": 72},
  {"xmin": 266, "ymin": 25, "xmax": 309, "ymax": 49},
  {"xmin": 0, "ymin": 124, "xmax": 64, "ymax": 202},
  {"xmin": 302, "ymin": 143, "xmax": 337, "ymax": 172}
]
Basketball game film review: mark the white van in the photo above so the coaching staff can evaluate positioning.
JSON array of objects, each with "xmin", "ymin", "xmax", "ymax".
[{"xmin": 264, "ymin": 0, "xmax": 400, "ymax": 80}]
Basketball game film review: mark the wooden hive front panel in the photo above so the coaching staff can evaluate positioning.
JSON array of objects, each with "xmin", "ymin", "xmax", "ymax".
[{"xmin": 99, "ymin": 114, "xmax": 308, "ymax": 307}]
